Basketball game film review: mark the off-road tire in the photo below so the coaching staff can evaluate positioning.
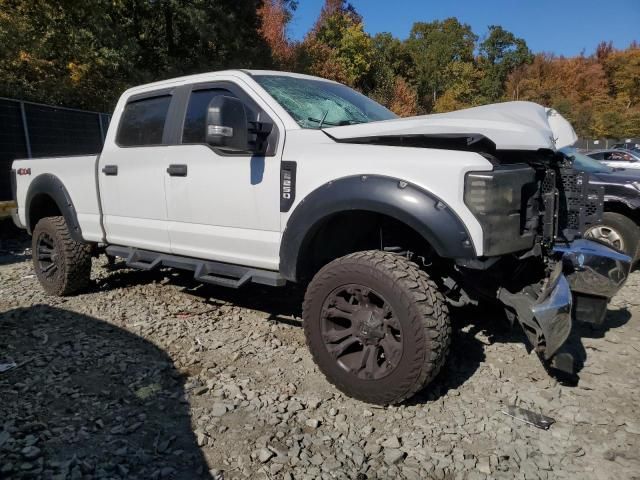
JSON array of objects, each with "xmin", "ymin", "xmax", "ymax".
[
  {"xmin": 303, "ymin": 250, "xmax": 451, "ymax": 405},
  {"xmin": 32, "ymin": 216, "xmax": 92, "ymax": 296},
  {"xmin": 585, "ymin": 212, "xmax": 640, "ymax": 261}
]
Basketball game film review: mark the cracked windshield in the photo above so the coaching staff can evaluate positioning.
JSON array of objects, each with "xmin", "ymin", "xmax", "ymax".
[{"xmin": 254, "ymin": 74, "xmax": 397, "ymax": 129}]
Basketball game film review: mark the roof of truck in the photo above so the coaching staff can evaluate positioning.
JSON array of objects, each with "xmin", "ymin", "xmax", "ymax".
[{"xmin": 122, "ymin": 69, "xmax": 337, "ymax": 96}]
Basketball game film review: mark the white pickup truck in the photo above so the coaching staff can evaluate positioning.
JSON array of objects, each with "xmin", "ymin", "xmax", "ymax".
[{"xmin": 11, "ymin": 70, "xmax": 631, "ymax": 404}]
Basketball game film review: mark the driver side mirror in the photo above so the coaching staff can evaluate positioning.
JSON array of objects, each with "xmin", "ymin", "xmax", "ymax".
[{"xmin": 206, "ymin": 96, "xmax": 249, "ymax": 152}]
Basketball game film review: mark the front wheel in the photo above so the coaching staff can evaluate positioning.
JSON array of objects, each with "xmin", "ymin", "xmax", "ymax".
[
  {"xmin": 584, "ymin": 212, "xmax": 640, "ymax": 261},
  {"xmin": 303, "ymin": 251, "xmax": 451, "ymax": 405},
  {"xmin": 32, "ymin": 216, "xmax": 92, "ymax": 296}
]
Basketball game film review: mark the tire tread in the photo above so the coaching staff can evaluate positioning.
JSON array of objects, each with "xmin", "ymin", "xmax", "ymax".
[
  {"xmin": 303, "ymin": 250, "xmax": 451, "ymax": 404},
  {"xmin": 32, "ymin": 216, "xmax": 91, "ymax": 296}
]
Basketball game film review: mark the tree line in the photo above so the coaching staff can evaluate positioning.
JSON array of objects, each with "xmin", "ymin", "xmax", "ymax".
[{"xmin": 1, "ymin": 0, "xmax": 638, "ymax": 139}]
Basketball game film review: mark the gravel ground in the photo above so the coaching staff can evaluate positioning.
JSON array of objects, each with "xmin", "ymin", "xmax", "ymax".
[{"xmin": 1, "ymin": 233, "xmax": 640, "ymax": 479}]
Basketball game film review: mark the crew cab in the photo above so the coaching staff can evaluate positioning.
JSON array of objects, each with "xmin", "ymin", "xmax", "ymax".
[{"xmin": 11, "ymin": 70, "xmax": 631, "ymax": 404}]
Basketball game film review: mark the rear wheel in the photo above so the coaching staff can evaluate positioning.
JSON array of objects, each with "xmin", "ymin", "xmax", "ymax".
[
  {"xmin": 585, "ymin": 212, "xmax": 640, "ymax": 261},
  {"xmin": 303, "ymin": 251, "xmax": 451, "ymax": 404},
  {"xmin": 32, "ymin": 216, "xmax": 92, "ymax": 296}
]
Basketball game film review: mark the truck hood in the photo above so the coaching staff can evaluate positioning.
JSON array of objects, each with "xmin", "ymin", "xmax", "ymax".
[{"xmin": 324, "ymin": 101, "xmax": 578, "ymax": 151}]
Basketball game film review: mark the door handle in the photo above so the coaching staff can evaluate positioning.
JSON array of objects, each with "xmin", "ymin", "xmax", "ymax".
[
  {"xmin": 102, "ymin": 165, "xmax": 118, "ymax": 176},
  {"xmin": 167, "ymin": 164, "xmax": 188, "ymax": 177}
]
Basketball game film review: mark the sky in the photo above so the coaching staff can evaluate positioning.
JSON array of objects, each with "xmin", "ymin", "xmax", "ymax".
[{"xmin": 288, "ymin": 0, "xmax": 640, "ymax": 57}]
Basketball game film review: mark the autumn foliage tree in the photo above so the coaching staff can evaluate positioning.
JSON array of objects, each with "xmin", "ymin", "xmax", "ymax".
[
  {"xmin": 387, "ymin": 77, "xmax": 419, "ymax": 117},
  {"xmin": 256, "ymin": 0, "xmax": 639, "ymax": 137},
  {"xmin": 506, "ymin": 48, "xmax": 640, "ymax": 138},
  {"xmin": 257, "ymin": 0, "xmax": 297, "ymax": 69},
  {"xmin": 299, "ymin": 1, "xmax": 372, "ymax": 88},
  {"xmin": 1, "ymin": 0, "xmax": 638, "ymax": 137}
]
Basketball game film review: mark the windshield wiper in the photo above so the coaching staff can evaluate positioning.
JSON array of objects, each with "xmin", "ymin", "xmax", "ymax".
[
  {"xmin": 308, "ymin": 110, "xmax": 333, "ymax": 128},
  {"xmin": 307, "ymin": 116, "xmax": 364, "ymax": 128},
  {"xmin": 318, "ymin": 110, "xmax": 329, "ymax": 128}
]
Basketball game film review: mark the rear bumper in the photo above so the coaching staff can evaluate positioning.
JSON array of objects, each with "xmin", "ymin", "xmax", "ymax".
[{"xmin": 499, "ymin": 239, "xmax": 631, "ymax": 363}]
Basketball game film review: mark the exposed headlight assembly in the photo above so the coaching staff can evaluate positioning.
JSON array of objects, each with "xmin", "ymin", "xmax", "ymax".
[{"xmin": 464, "ymin": 164, "xmax": 537, "ymax": 256}]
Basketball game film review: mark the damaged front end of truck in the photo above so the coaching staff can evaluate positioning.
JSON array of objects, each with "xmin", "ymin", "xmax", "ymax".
[
  {"xmin": 460, "ymin": 147, "xmax": 631, "ymax": 375},
  {"xmin": 326, "ymin": 102, "xmax": 632, "ymax": 375}
]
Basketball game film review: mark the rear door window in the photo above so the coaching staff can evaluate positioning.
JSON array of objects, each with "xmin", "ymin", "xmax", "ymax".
[{"xmin": 117, "ymin": 95, "xmax": 171, "ymax": 147}]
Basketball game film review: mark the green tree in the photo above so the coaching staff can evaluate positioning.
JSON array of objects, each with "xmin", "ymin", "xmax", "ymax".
[
  {"xmin": 0, "ymin": 0, "xmax": 273, "ymax": 111},
  {"xmin": 365, "ymin": 33, "xmax": 409, "ymax": 103},
  {"xmin": 371, "ymin": 33, "xmax": 411, "ymax": 79},
  {"xmin": 301, "ymin": 4, "xmax": 373, "ymax": 87},
  {"xmin": 434, "ymin": 61, "xmax": 484, "ymax": 112},
  {"xmin": 406, "ymin": 18, "xmax": 477, "ymax": 110},
  {"xmin": 478, "ymin": 25, "xmax": 532, "ymax": 102}
]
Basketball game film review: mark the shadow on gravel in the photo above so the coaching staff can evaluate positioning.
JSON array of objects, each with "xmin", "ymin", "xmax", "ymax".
[
  {"xmin": 408, "ymin": 305, "xmax": 516, "ymax": 404},
  {"xmin": 97, "ymin": 265, "xmax": 305, "ymax": 321},
  {"xmin": 0, "ymin": 305, "xmax": 212, "ymax": 479},
  {"xmin": 0, "ymin": 219, "xmax": 30, "ymax": 266},
  {"xmin": 406, "ymin": 304, "xmax": 633, "ymax": 401},
  {"xmin": 557, "ymin": 307, "xmax": 632, "ymax": 382}
]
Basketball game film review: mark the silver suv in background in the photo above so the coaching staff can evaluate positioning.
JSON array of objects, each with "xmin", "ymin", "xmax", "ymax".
[{"xmin": 587, "ymin": 149, "xmax": 640, "ymax": 169}]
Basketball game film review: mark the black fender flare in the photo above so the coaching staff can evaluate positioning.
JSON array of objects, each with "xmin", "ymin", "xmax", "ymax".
[
  {"xmin": 25, "ymin": 173, "xmax": 83, "ymax": 242},
  {"xmin": 279, "ymin": 175, "xmax": 476, "ymax": 281}
]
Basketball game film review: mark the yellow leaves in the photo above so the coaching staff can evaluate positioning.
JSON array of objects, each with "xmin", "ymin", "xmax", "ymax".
[
  {"xmin": 67, "ymin": 61, "xmax": 90, "ymax": 84},
  {"xmin": 433, "ymin": 62, "xmax": 483, "ymax": 113},
  {"xmin": 336, "ymin": 21, "xmax": 373, "ymax": 86},
  {"xmin": 605, "ymin": 47, "xmax": 640, "ymax": 109},
  {"xmin": 434, "ymin": 89, "xmax": 465, "ymax": 113},
  {"xmin": 303, "ymin": 11, "xmax": 373, "ymax": 87},
  {"xmin": 13, "ymin": 50, "xmax": 54, "ymax": 74},
  {"xmin": 505, "ymin": 49, "xmax": 639, "ymax": 137}
]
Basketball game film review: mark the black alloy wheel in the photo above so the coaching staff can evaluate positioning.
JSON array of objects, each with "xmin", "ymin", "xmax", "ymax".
[
  {"xmin": 31, "ymin": 216, "xmax": 92, "ymax": 296},
  {"xmin": 321, "ymin": 284, "xmax": 403, "ymax": 381},
  {"xmin": 303, "ymin": 250, "xmax": 451, "ymax": 405},
  {"xmin": 36, "ymin": 231, "xmax": 59, "ymax": 278}
]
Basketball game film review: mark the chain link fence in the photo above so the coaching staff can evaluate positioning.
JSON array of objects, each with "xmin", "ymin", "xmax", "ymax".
[
  {"xmin": 575, "ymin": 137, "xmax": 640, "ymax": 151},
  {"xmin": 0, "ymin": 97, "xmax": 110, "ymax": 201}
]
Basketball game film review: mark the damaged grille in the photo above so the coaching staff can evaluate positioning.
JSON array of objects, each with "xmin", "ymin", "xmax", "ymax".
[
  {"xmin": 465, "ymin": 149, "xmax": 605, "ymax": 255},
  {"xmin": 541, "ymin": 160, "xmax": 603, "ymax": 244}
]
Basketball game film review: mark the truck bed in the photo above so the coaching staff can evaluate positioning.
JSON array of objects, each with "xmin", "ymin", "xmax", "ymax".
[{"xmin": 12, "ymin": 155, "xmax": 103, "ymax": 242}]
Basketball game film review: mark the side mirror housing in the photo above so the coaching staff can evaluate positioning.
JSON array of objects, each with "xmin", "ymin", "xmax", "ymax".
[{"xmin": 206, "ymin": 96, "xmax": 249, "ymax": 152}]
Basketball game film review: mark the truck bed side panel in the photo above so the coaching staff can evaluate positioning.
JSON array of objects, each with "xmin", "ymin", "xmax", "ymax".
[{"xmin": 12, "ymin": 155, "xmax": 102, "ymax": 242}]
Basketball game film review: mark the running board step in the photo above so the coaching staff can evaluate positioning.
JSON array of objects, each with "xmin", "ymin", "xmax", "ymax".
[{"xmin": 105, "ymin": 246, "xmax": 285, "ymax": 288}]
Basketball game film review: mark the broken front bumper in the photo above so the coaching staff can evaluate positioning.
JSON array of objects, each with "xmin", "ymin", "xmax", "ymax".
[
  {"xmin": 554, "ymin": 239, "xmax": 631, "ymax": 325},
  {"xmin": 499, "ymin": 239, "xmax": 631, "ymax": 364}
]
